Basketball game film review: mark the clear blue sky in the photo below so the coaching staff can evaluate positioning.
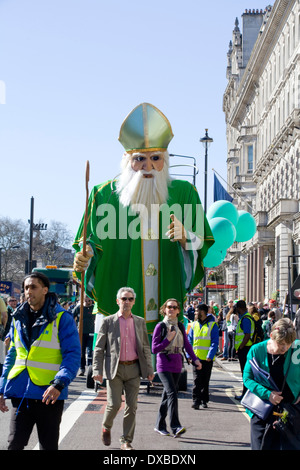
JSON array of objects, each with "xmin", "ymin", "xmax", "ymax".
[{"xmin": 0, "ymin": 0, "xmax": 269, "ymax": 237}]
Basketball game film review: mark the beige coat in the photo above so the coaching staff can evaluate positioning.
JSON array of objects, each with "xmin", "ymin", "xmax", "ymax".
[{"xmin": 92, "ymin": 313, "xmax": 154, "ymax": 380}]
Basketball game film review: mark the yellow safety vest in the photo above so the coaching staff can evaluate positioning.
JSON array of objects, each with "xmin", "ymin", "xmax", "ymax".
[
  {"xmin": 193, "ymin": 319, "xmax": 216, "ymax": 361},
  {"xmin": 8, "ymin": 311, "xmax": 64, "ymax": 386},
  {"xmin": 234, "ymin": 313, "xmax": 254, "ymax": 350}
]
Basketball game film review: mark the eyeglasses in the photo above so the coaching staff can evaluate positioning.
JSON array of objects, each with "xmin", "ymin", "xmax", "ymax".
[
  {"xmin": 166, "ymin": 305, "xmax": 178, "ymax": 309},
  {"xmin": 121, "ymin": 297, "xmax": 134, "ymax": 301}
]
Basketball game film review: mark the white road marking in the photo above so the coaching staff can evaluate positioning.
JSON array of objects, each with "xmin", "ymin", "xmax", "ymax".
[{"xmin": 33, "ymin": 389, "xmax": 96, "ymax": 450}]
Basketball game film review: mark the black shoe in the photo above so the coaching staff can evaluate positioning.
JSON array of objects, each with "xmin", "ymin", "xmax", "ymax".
[
  {"xmin": 191, "ymin": 403, "xmax": 199, "ymax": 410},
  {"xmin": 201, "ymin": 402, "xmax": 208, "ymax": 408},
  {"xmin": 234, "ymin": 394, "xmax": 244, "ymax": 401}
]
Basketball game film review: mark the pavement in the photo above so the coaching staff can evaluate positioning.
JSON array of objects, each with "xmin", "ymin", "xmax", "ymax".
[
  {"xmin": 0, "ymin": 353, "xmax": 248, "ymax": 453},
  {"xmin": 57, "ymin": 353, "xmax": 250, "ymax": 452},
  {"xmin": 215, "ymin": 355, "xmax": 241, "ymax": 374}
]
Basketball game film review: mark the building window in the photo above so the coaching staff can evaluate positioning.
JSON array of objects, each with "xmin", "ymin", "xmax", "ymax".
[{"xmin": 247, "ymin": 145, "xmax": 253, "ymax": 173}]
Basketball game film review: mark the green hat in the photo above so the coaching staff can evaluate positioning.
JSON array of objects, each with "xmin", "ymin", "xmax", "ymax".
[{"xmin": 119, "ymin": 103, "xmax": 174, "ymax": 153}]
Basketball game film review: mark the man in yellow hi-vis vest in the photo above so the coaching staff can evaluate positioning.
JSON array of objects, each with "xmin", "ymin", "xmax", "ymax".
[
  {"xmin": 187, "ymin": 304, "xmax": 219, "ymax": 409},
  {"xmin": 234, "ymin": 300, "xmax": 254, "ymax": 400},
  {"xmin": 0, "ymin": 273, "xmax": 81, "ymax": 450}
]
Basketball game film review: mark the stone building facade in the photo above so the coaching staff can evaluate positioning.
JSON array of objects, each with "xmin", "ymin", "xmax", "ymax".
[{"xmin": 223, "ymin": 0, "xmax": 300, "ymax": 307}]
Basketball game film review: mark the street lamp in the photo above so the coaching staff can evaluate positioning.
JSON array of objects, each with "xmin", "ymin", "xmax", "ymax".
[
  {"xmin": 27, "ymin": 196, "xmax": 47, "ymax": 274},
  {"xmin": 200, "ymin": 129, "xmax": 213, "ymax": 304}
]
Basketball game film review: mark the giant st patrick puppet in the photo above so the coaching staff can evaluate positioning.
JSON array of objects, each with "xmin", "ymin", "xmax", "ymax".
[{"xmin": 73, "ymin": 103, "xmax": 214, "ymax": 333}]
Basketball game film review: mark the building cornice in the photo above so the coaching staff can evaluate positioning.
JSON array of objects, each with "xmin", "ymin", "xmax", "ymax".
[{"xmin": 227, "ymin": 0, "xmax": 295, "ymax": 128}]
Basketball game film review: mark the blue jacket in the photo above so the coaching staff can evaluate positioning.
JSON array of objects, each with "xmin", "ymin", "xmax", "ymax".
[
  {"xmin": 187, "ymin": 314, "xmax": 219, "ymax": 361},
  {"xmin": 0, "ymin": 293, "xmax": 81, "ymax": 400}
]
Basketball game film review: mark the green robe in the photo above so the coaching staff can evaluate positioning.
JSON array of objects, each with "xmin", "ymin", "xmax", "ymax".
[{"xmin": 73, "ymin": 179, "xmax": 214, "ymax": 333}]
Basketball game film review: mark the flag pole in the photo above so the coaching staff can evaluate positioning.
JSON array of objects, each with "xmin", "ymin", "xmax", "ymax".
[
  {"xmin": 78, "ymin": 160, "xmax": 90, "ymax": 346},
  {"xmin": 212, "ymin": 168, "xmax": 253, "ymax": 212}
]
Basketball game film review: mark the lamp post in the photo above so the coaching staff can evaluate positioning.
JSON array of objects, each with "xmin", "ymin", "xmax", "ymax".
[
  {"xmin": 200, "ymin": 129, "xmax": 213, "ymax": 304},
  {"xmin": 27, "ymin": 196, "xmax": 47, "ymax": 274}
]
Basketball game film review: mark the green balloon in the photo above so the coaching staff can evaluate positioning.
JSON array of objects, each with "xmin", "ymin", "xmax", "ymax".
[
  {"xmin": 235, "ymin": 210, "xmax": 257, "ymax": 242},
  {"xmin": 203, "ymin": 247, "xmax": 225, "ymax": 268},
  {"xmin": 209, "ymin": 217, "xmax": 236, "ymax": 251},
  {"xmin": 207, "ymin": 200, "xmax": 239, "ymax": 226}
]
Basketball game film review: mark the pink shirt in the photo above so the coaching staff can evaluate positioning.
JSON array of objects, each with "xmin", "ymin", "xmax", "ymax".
[{"xmin": 118, "ymin": 312, "xmax": 138, "ymax": 361}]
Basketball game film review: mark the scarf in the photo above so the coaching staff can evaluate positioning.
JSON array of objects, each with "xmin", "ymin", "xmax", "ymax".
[{"xmin": 162, "ymin": 317, "xmax": 184, "ymax": 354}]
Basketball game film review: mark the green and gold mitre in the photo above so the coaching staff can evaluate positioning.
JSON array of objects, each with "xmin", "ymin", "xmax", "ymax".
[{"xmin": 119, "ymin": 103, "xmax": 174, "ymax": 153}]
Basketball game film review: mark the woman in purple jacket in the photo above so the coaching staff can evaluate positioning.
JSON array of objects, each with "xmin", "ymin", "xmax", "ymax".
[{"xmin": 152, "ymin": 298, "xmax": 201, "ymax": 437}]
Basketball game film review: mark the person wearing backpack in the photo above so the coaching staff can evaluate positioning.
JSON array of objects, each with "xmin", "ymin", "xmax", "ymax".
[
  {"xmin": 262, "ymin": 310, "xmax": 276, "ymax": 339},
  {"xmin": 234, "ymin": 300, "xmax": 255, "ymax": 400},
  {"xmin": 248, "ymin": 305, "xmax": 264, "ymax": 344},
  {"xmin": 226, "ymin": 307, "xmax": 239, "ymax": 361},
  {"xmin": 152, "ymin": 298, "xmax": 201, "ymax": 437}
]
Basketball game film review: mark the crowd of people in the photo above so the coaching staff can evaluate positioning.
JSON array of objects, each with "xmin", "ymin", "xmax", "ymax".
[
  {"xmin": 183, "ymin": 296, "xmax": 300, "ymax": 450},
  {"xmin": 0, "ymin": 282, "xmax": 300, "ymax": 451},
  {"xmin": 184, "ymin": 297, "xmax": 300, "ymax": 361}
]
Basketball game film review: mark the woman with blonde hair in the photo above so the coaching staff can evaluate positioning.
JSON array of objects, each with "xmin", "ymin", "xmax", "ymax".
[
  {"xmin": 243, "ymin": 318, "xmax": 300, "ymax": 450},
  {"xmin": 226, "ymin": 307, "xmax": 238, "ymax": 360}
]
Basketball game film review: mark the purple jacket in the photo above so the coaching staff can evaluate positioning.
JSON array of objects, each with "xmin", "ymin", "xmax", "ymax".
[{"xmin": 152, "ymin": 322, "xmax": 198, "ymax": 373}]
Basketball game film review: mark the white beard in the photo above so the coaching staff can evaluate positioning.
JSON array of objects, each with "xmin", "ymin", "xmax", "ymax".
[{"xmin": 116, "ymin": 154, "xmax": 171, "ymax": 214}]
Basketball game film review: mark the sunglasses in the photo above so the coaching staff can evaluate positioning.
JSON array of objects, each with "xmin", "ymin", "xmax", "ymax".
[
  {"xmin": 121, "ymin": 297, "xmax": 134, "ymax": 301},
  {"xmin": 166, "ymin": 305, "xmax": 178, "ymax": 309}
]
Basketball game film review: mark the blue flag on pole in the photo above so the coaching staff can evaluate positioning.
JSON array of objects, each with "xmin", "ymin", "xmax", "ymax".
[{"xmin": 213, "ymin": 174, "xmax": 233, "ymax": 202}]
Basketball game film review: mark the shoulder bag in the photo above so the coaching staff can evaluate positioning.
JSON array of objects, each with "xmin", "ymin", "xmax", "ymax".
[{"xmin": 241, "ymin": 354, "xmax": 291, "ymax": 421}]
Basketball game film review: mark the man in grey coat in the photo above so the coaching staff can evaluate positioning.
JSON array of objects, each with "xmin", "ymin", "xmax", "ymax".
[{"xmin": 93, "ymin": 287, "xmax": 154, "ymax": 450}]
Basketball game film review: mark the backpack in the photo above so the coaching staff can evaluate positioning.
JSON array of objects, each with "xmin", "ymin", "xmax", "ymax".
[
  {"xmin": 264, "ymin": 319, "xmax": 276, "ymax": 339},
  {"xmin": 251, "ymin": 314, "xmax": 264, "ymax": 344}
]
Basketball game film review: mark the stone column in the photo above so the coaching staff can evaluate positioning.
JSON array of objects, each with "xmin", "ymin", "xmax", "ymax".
[
  {"xmin": 256, "ymin": 246, "xmax": 264, "ymax": 302},
  {"xmin": 275, "ymin": 223, "xmax": 292, "ymax": 305}
]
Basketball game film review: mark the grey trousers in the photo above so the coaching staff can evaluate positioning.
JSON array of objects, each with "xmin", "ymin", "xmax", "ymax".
[{"xmin": 102, "ymin": 362, "xmax": 140, "ymax": 443}]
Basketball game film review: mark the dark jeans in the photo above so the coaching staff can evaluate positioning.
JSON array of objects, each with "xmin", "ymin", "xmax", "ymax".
[
  {"xmin": 81, "ymin": 333, "xmax": 93, "ymax": 370},
  {"xmin": 228, "ymin": 331, "xmax": 236, "ymax": 359},
  {"xmin": 8, "ymin": 398, "xmax": 64, "ymax": 450},
  {"xmin": 156, "ymin": 371, "xmax": 181, "ymax": 433},
  {"xmin": 237, "ymin": 345, "xmax": 251, "ymax": 396},
  {"xmin": 192, "ymin": 360, "xmax": 213, "ymax": 405}
]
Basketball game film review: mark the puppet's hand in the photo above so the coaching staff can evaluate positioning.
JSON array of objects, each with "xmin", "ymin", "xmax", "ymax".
[
  {"xmin": 166, "ymin": 214, "xmax": 187, "ymax": 249},
  {"xmin": 73, "ymin": 245, "xmax": 93, "ymax": 272}
]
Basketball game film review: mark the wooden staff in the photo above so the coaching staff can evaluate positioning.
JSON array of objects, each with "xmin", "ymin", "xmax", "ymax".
[{"xmin": 78, "ymin": 160, "xmax": 90, "ymax": 346}]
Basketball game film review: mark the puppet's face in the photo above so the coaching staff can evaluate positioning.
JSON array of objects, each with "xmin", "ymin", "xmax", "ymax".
[
  {"xmin": 116, "ymin": 151, "xmax": 170, "ymax": 210},
  {"xmin": 130, "ymin": 151, "xmax": 165, "ymax": 175}
]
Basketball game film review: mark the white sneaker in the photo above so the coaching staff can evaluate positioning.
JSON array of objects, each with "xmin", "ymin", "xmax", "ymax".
[
  {"xmin": 174, "ymin": 426, "xmax": 186, "ymax": 437},
  {"xmin": 154, "ymin": 428, "xmax": 170, "ymax": 436}
]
